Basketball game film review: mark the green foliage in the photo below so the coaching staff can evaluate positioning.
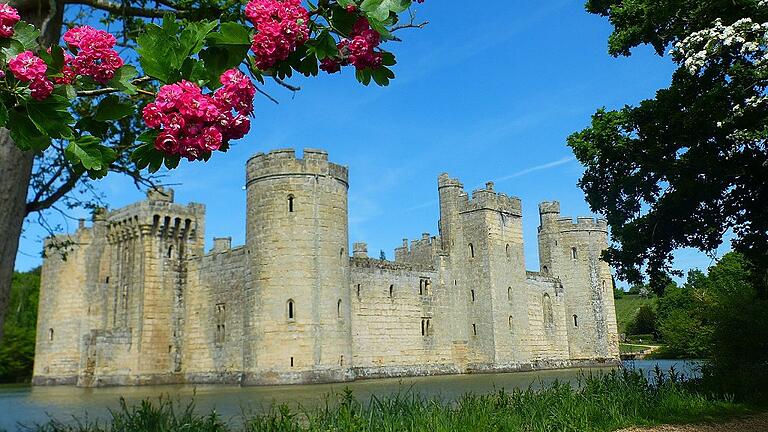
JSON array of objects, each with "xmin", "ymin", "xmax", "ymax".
[
  {"xmin": 585, "ymin": 0, "xmax": 766, "ymax": 56},
  {"xmin": 613, "ymin": 287, "xmax": 624, "ymax": 299},
  {"xmin": 573, "ymin": 1, "xmax": 768, "ymax": 292},
  {"xmin": 21, "ymin": 369, "xmax": 754, "ymax": 432},
  {"xmin": 613, "ymin": 294, "xmax": 656, "ymax": 335},
  {"xmin": 627, "ymin": 304, "xmax": 657, "ymax": 336},
  {"xmin": 0, "ymin": 269, "xmax": 40, "ymax": 383}
]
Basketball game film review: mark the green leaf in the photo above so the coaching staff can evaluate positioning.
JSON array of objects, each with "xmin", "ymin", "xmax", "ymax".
[
  {"xmin": 65, "ymin": 136, "xmax": 107, "ymax": 171},
  {"xmin": 179, "ymin": 20, "xmax": 218, "ymax": 57},
  {"xmin": 0, "ymin": 102, "xmax": 8, "ymax": 128},
  {"xmin": 381, "ymin": 51, "xmax": 396, "ymax": 66},
  {"xmin": 75, "ymin": 117, "xmax": 110, "ymax": 138},
  {"xmin": 361, "ymin": 0, "xmax": 410, "ymax": 22},
  {"xmin": 372, "ymin": 66, "xmax": 395, "ymax": 86},
  {"xmin": 356, "ymin": 68, "xmax": 372, "ymax": 86},
  {"xmin": 206, "ymin": 22, "xmax": 252, "ymax": 46},
  {"xmin": 11, "ymin": 22, "xmax": 39, "ymax": 50},
  {"xmin": 26, "ymin": 95, "xmax": 74, "ymax": 140},
  {"xmin": 94, "ymin": 95, "xmax": 134, "ymax": 121},
  {"xmin": 137, "ymin": 16, "xmax": 216, "ymax": 83},
  {"xmin": 8, "ymin": 109, "xmax": 50, "ymax": 151},
  {"xmin": 106, "ymin": 65, "xmax": 139, "ymax": 95}
]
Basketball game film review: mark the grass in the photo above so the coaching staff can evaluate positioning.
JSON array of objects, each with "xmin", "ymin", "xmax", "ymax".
[
  {"xmin": 14, "ymin": 368, "xmax": 755, "ymax": 432},
  {"xmin": 614, "ymin": 294, "xmax": 657, "ymax": 335}
]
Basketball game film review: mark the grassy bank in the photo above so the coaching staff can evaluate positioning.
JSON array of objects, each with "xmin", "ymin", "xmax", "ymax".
[
  {"xmin": 17, "ymin": 368, "xmax": 754, "ymax": 432},
  {"xmin": 614, "ymin": 294, "xmax": 657, "ymax": 335}
]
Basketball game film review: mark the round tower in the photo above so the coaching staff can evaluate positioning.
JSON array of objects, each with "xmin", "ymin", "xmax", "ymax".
[{"xmin": 245, "ymin": 148, "xmax": 353, "ymax": 384}]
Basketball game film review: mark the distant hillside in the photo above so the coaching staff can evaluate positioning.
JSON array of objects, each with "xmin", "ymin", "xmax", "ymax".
[{"xmin": 614, "ymin": 294, "xmax": 656, "ymax": 335}]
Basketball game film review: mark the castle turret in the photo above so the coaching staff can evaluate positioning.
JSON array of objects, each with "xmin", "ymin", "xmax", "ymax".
[
  {"xmin": 244, "ymin": 149, "xmax": 353, "ymax": 384},
  {"xmin": 537, "ymin": 203, "xmax": 619, "ymax": 360},
  {"xmin": 438, "ymin": 173, "xmax": 463, "ymax": 253}
]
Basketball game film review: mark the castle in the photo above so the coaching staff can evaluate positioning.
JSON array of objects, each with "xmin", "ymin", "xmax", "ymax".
[{"xmin": 33, "ymin": 148, "xmax": 620, "ymax": 387}]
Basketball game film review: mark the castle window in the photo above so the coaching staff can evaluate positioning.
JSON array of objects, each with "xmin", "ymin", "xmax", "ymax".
[
  {"xmin": 469, "ymin": 243, "xmax": 475, "ymax": 258},
  {"xmin": 48, "ymin": 328, "xmax": 54, "ymax": 342},
  {"xmin": 571, "ymin": 247, "xmax": 578, "ymax": 260},
  {"xmin": 543, "ymin": 293, "xmax": 554, "ymax": 328},
  {"xmin": 290, "ymin": 356, "xmax": 294, "ymax": 367},
  {"xmin": 340, "ymin": 355, "xmax": 344, "ymax": 367},
  {"xmin": 215, "ymin": 303, "xmax": 226, "ymax": 343},
  {"xmin": 340, "ymin": 247, "xmax": 345, "ymax": 263},
  {"xmin": 105, "ymin": 276, "xmax": 110, "ymax": 284},
  {"xmin": 288, "ymin": 194, "xmax": 295, "ymax": 213},
  {"xmin": 472, "ymin": 324, "xmax": 477, "ymax": 337},
  {"xmin": 505, "ymin": 244, "xmax": 511, "ymax": 260},
  {"xmin": 287, "ymin": 299, "xmax": 295, "ymax": 321},
  {"xmin": 421, "ymin": 319, "xmax": 425, "ymax": 336},
  {"xmin": 471, "ymin": 289, "xmax": 475, "ymax": 302},
  {"xmin": 426, "ymin": 319, "xmax": 431, "ymax": 336},
  {"xmin": 356, "ymin": 284, "xmax": 361, "ymax": 300},
  {"xmin": 337, "ymin": 299, "xmax": 342, "ymax": 318},
  {"xmin": 425, "ymin": 280, "xmax": 431, "ymax": 295},
  {"xmin": 602, "ymin": 280, "xmax": 607, "ymax": 292},
  {"xmin": 167, "ymin": 245, "xmax": 173, "ymax": 258},
  {"xmin": 573, "ymin": 314, "xmax": 578, "ymax": 327},
  {"xmin": 509, "ymin": 316, "xmax": 513, "ymax": 331},
  {"xmin": 389, "ymin": 284, "xmax": 394, "ymax": 298},
  {"xmin": 508, "ymin": 287, "xmax": 512, "ymax": 302},
  {"xmin": 542, "ymin": 265, "xmax": 549, "ymax": 274},
  {"xmin": 419, "ymin": 280, "xmax": 423, "ymax": 295}
]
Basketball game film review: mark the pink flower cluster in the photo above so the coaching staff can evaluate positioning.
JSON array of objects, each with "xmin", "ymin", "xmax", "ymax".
[
  {"xmin": 63, "ymin": 26, "xmax": 124, "ymax": 84},
  {"xmin": 320, "ymin": 17, "xmax": 383, "ymax": 73},
  {"xmin": 0, "ymin": 4, "xmax": 20, "ymax": 38},
  {"xmin": 245, "ymin": 0, "xmax": 309, "ymax": 70},
  {"xmin": 142, "ymin": 69, "xmax": 255, "ymax": 161},
  {"xmin": 8, "ymin": 51, "xmax": 54, "ymax": 100}
]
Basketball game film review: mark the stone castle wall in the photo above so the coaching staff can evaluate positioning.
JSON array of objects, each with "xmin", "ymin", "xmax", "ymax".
[{"xmin": 33, "ymin": 149, "xmax": 620, "ymax": 387}]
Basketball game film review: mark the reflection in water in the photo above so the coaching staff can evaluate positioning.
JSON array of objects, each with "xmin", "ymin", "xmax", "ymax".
[{"xmin": 0, "ymin": 360, "xmax": 699, "ymax": 431}]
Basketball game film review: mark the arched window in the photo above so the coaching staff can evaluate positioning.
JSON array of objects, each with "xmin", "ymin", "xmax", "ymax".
[
  {"xmin": 508, "ymin": 287, "xmax": 512, "ymax": 302},
  {"xmin": 290, "ymin": 356, "xmax": 294, "ymax": 367},
  {"xmin": 356, "ymin": 284, "xmax": 361, "ymax": 299},
  {"xmin": 421, "ymin": 319, "xmax": 425, "ymax": 336},
  {"xmin": 543, "ymin": 293, "xmax": 554, "ymax": 328},
  {"xmin": 287, "ymin": 299, "xmax": 295, "ymax": 320},
  {"xmin": 389, "ymin": 284, "xmax": 394, "ymax": 298},
  {"xmin": 571, "ymin": 247, "xmax": 578, "ymax": 260},
  {"xmin": 509, "ymin": 316, "xmax": 513, "ymax": 331},
  {"xmin": 337, "ymin": 299, "xmax": 342, "ymax": 318},
  {"xmin": 542, "ymin": 265, "xmax": 549, "ymax": 274},
  {"xmin": 469, "ymin": 243, "xmax": 475, "ymax": 258},
  {"xmin": 48, "ymin": 328, "xmax": 54, "ymax": 341},
  {"xmin": 505, "ymin": 244, "xmax": 510, "ymax": 259},
  {"xmin": 470, "ymin": 290, "xmax": 475, "ymax": 302},
  {"xmin": 573, "ymin": 314, "xmax": 578, "ymax": 327},
  {"xmin": 288, "ymin": 194, "xmax": 295, "ymax": 213},
  {"xmin": 167, "ymin": 245, "xmax": 173, "ymax": 258}
]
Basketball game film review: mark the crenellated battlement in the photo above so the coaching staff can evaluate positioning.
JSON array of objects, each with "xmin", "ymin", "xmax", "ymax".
[
  {"xmin": 538, "ymin": 200, "xmax": 607, "ymax": 233},
  {"xmin": 460, "ymin": 181, "xmax": 522, "ymax": 216},
  {"xmin": 246, "ymin": 148, "xmax": 349, "ymax": 187},
  {"xmin": 394, "ymin": 232, "xmax": 439, "ymax": 265}
]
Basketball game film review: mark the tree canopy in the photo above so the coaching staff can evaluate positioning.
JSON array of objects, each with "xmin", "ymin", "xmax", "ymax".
[{"xmin": 569, "ymin": 0, "xmax": 767, "ymax": 292}]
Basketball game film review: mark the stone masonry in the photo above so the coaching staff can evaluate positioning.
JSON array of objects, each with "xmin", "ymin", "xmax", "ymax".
[{"xmin": 33, "ymin": 148, "xmax": 620, "ymax": 387}]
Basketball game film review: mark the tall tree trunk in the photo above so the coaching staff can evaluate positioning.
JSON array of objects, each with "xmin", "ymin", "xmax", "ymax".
[{"xmin": 0, "ymin": 0, "xmax": 63, "ymax": 344}]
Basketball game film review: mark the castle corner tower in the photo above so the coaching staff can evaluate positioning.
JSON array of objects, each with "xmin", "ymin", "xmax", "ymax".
[{"xmin": 244, "ymin": 149, "xmax": 353, "ymax": 384}]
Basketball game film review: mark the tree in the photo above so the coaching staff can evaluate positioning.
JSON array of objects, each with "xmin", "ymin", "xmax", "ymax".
[
  {"xmin": 379, "ymin": 249, "xmax": 386, "ymax": 260},
  {"xmin": 568, "ymin": 0, "xmax": 767, "ymax": 293},
  {"xmin": 0, "ymin": 0, "xmax": 428, "ymax": 343},
  {"xmin": 627, "ymin": 303, "xmax": 656, "ymax": 336},
  {"xmin": 0, "ymin": 268, "xmax": 39, "ymax": 382}
]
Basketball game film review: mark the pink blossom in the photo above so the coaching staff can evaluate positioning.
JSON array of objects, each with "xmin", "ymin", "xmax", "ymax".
[
  {"xmin": 29, "ymin": 78, "xmax": 54, "ymax": 100},
  {"xmin": 245, "ymin": 0, "xmax": 309, "ymax": 70},
  {"xmin": 0, "ymin": 4, "xmax": 20, "ymax": 38},
  {"xmin": 9, "ymin": 51, "xmax": 47, "ymax": 82}
]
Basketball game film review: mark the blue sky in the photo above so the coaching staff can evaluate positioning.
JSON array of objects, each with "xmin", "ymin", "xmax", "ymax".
[{"xmin": 14, "ymin": 0, "xmax": 731, "ymax": 283}]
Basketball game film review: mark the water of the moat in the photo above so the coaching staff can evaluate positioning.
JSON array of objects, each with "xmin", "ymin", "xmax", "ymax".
[{"xmin": 0, "ymin": 360, "xmax": 699, "ymax": 431}]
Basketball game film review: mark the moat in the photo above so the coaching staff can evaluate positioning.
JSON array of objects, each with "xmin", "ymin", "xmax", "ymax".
[{"xmin": 0, "ymin": 360, "xmax": 697, "ymax": 431}]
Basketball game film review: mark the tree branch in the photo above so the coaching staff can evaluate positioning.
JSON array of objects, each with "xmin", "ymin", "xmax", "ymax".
[
  {"xmin": 26, "ymin": 167, "xmax": 84, "ymax": 215},
  {"xmin": 63, "ymin": 0, "xmax": 186, "ymax": 18},
  {"xmin": 76, "ymin": 76, "xmax": 154, "ymax": 97}
]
